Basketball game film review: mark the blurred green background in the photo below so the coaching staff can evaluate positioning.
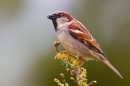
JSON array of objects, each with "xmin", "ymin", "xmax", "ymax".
[{"xmin": 0, "ymin": 0, "xmax": 129, "ymax": 86}]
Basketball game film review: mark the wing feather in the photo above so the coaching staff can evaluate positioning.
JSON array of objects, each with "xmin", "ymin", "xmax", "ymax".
[{"xmin": 68, "ymin": 21, "xmax": 106, "ymax": 57}]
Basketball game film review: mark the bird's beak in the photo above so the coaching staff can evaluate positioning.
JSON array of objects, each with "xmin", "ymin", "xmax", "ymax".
[{"xmin": 47, "ymin": 14, "xmax": 55, "ymax": 20}]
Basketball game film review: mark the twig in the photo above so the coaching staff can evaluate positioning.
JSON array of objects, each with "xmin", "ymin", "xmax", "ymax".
[
  {"xmin": 88, "ymin": 81, "xmax": 97, "ymax": 86},
  {"xmin": 54, "ymin": 41, "xmax": 60, "ymax": 53}
]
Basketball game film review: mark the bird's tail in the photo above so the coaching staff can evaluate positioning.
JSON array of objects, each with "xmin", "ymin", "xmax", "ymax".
[{"xmin": 102, "ymin": 58, "xmax": 123, "ymax": 79}]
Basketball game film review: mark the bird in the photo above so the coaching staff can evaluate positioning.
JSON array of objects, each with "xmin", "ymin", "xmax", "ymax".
[{"xmin": 47, "ymin": 11, "xmax": 123, "ymax": 79}]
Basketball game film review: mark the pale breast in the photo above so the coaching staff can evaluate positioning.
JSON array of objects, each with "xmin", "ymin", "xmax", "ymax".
[{"xmin": 56, "ymin": 23, "xmax": 95, "ymax": 60}]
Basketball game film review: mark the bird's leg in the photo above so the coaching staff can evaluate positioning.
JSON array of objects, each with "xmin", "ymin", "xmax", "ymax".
[
  {"xmin": 60, "ymin": 51, "xmax": 86, "ymax": 67},
  {"xmin": 75, "ymin": 55, "xmax": 86, "ymax": 68},
  {"xmin": 60, "ymin": 51, "xmax": 70, "ymax": 60},
  {"xmin": 54, "ymin": 41, "xmax": 60, "ymax": 53},
  {"xmin": 60, "ymin": 51, "xmax": 78, "ymax": 60},
  {"xmin": 59, "ymin": 50, "xmax": 86, "ymax": 68},
  {"xmin": 79, "ymin": 60, "xmax": 86, "ymax": 68}
]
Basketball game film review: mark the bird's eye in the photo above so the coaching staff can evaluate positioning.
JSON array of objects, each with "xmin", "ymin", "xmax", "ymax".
[{"xmin": 57, "ymin": 13, "xmax": 62, "ymax": 17}]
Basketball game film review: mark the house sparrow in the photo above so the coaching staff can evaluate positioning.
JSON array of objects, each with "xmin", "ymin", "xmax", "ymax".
[{"xmin": 47, "ymin": 11, "xmax": 123, "ymax": 79}]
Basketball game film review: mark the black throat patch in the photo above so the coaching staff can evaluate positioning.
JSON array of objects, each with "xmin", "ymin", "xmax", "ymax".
[{"xmin": 52, "ymin": 20, "xmax": 58, "ymax": 31}]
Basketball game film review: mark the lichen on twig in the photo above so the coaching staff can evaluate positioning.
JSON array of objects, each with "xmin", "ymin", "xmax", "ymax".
[{"xmin": 54, "ymin": 41, "xmax": 97, "ymax": 86}]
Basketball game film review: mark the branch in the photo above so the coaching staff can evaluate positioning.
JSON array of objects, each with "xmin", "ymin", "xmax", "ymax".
[{"xmin": 54, "ymin": 41, "xmax": 97, "ymax": 86}]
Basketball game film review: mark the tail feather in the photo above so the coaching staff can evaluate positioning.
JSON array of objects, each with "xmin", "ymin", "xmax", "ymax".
[{"xmin": 103, "ymin": 59, "xmax": 123, "ymax": 79}]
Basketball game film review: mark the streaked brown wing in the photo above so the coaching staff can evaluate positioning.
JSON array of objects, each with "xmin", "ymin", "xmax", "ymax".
[{"xmin": 68, "ymin": 21, "xmax": 106, "ymax": 57}]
